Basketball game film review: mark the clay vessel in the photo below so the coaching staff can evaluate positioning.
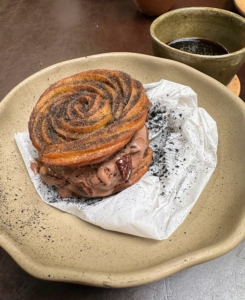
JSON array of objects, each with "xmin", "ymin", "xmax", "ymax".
[
  {"xmin": 133, "ymin": 0, "xmax": 176, "ymax": 16},
  {"xmin": 150, "ymin": 7, "xmax": 245, "ymax": 85}
]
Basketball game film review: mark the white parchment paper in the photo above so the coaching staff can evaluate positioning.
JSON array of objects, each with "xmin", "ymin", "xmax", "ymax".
[{"xmin": 15, "ymin": 79, "xmax": 218, "ymax": 240}]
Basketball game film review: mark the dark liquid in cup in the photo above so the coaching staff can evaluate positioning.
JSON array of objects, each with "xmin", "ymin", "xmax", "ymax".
[{"xmin": 167, "ymin": 37, "xmax": 229, "ymax": 55}]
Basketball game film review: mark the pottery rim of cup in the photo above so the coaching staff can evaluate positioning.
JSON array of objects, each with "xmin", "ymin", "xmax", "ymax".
[{"xmin": 150, "ymin": 7, "xmax": 245, "ymax": 85}]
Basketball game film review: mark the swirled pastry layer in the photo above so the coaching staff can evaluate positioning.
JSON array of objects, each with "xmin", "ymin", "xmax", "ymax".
[
  {"xmin": 31, "ymin": 125, "xmax": 153, "ymax": 198},
  {"xmin": 29, "ymin": 69, "xmax": 150, "ymax": 166}
]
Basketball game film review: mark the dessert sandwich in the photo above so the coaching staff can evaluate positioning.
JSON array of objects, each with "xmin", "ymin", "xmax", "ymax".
[{"xmin": 28, "ymin": 69, "xmax": 153, "ymax": 198}]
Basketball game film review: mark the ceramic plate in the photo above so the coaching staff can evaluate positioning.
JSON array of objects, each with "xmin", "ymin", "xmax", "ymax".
[{"xmin": 1, "ymin": 53, "xmax": 245, "ymax": 288}]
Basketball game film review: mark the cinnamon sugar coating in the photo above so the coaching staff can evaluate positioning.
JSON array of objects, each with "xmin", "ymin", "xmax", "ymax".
[
  {"xmin": 29, "ymin": 69, "xmax": 150, "ymax": 166},
  {"xmin": 29, "ymin": 69, "xmax": 152, "ymax": 197}
]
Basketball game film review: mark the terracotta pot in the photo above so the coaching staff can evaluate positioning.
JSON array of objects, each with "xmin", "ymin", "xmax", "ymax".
[
  {"xmin": 133, "ymin": 0, "xmax": 176, "ymax": 16},
  {"xmin": 172, "ymin": 0, "xmax": 234, "ymax": 10}
]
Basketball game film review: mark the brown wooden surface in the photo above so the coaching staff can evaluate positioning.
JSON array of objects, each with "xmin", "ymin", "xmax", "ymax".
[{"xmin": 0, "ymin": 0, "xmax": 244, "ymax": 299}]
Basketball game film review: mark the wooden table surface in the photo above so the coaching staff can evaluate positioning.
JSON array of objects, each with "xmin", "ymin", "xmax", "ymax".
[{"xmin": 0, "ymin": 0, "xmax": 245, "ymax": 299}]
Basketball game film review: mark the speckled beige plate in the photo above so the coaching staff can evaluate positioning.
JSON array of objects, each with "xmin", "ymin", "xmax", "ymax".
[{"xmin": 1, "ymin": 53, "xmax": 245, "ymax": 288}]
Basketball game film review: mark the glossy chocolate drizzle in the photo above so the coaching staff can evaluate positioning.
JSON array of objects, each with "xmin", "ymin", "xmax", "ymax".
[{"xmin": 116, "ymin": 154, "xmax": 132, "ymax": 182}]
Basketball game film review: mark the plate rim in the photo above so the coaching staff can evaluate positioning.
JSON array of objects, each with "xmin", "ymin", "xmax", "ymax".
[{"xmin": 1, "ymin": 52, "xmax": 245, "ymax": 288}]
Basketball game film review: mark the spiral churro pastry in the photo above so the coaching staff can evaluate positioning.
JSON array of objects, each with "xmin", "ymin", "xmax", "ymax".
[{"xmin": 29, "ymin": 69, "xmax": 152, "ymax": 198}]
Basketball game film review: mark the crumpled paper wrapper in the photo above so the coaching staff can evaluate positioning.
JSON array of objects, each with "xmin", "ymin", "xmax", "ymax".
[{"xmin": 15, "ymin": 79, "xmax": 218, "ymax": 240}]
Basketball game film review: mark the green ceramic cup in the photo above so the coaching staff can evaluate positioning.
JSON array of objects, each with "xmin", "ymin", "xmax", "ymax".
[{"xmin": 150, "ymin": 7, "xmax": 245, "ymax": 85}]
